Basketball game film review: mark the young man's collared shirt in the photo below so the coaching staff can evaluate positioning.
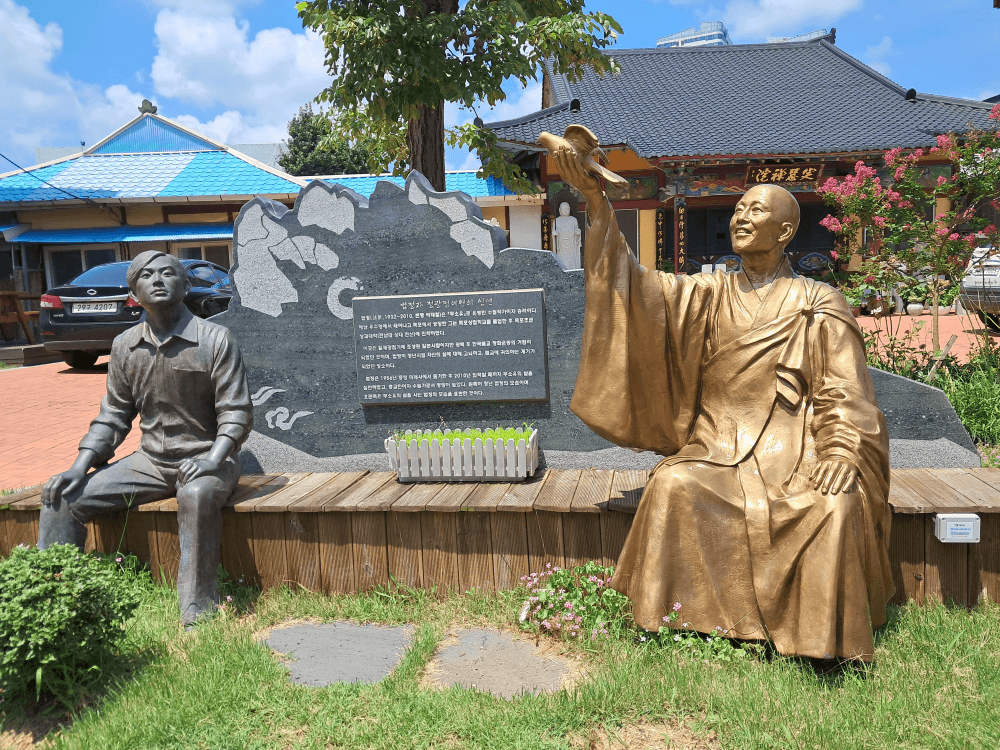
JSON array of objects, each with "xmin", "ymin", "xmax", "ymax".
[{"xmin": 79, "ymin": 309, "xmax": 253, "ymax": 464}]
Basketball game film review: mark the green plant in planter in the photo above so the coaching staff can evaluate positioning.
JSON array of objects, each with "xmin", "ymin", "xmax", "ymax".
[
  {"xmin": 844, "ymin": 260, "xmax": 903, "ymax": 315},
  {"xmin": 904, "ymin": 281, "xmax": 929, "ymax": 304},
  {"xmin": 392, "ymin": 424, "xmax": 534, "ymax": 446},
  {"xmin": 938, "ymin": 280, "xmax": 960, "ymax": 307},
  {"xmin": 838, "ymin": 284, "xmax": 864, "ymax": 308}
]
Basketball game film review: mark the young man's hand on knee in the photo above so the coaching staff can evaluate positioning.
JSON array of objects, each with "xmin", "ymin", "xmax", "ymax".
[{"xmin": 41, "ymin": 449, "xmax": 98, "ymax": 505}]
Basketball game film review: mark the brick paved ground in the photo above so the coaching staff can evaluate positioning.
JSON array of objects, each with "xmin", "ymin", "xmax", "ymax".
[
  {"xmin": 0, "ymin": 311, "xmax": 996, "ymax": 492},
  {"xmin": 857, "ymin": 310, "xmax": 1000, "ymax": 364},
  {"xmin": 0, "ymin": 357, "xmax": 140, "ymax": 491}
]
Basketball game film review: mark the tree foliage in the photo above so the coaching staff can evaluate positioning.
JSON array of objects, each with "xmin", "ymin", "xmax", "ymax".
[
  {"xmin": 279, "ymin": 103, "xmax": 381, "ymax": 177},
  {"xmin": 296, "ymin": 0, "xmax": 622, "ymax": 192},
  {"xmin": 819, "ymin": 103, "xmax": 1000, "ymax": 353}
]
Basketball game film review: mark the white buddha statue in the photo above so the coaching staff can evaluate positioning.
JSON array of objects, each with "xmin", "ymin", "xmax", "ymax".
[{"xmin": 553, "ymin": 202, "xmax": 582, "ymax": 270}]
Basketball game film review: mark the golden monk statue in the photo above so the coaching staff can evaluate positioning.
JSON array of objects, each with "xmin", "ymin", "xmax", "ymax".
[{"xmin": 542, "ymin": 127, "xmax": 893, "ymax": 661}]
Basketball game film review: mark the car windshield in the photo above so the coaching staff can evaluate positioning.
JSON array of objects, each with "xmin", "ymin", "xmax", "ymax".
[{"xmin": 69, "ymin": 264, "xmax": 129, "ymax": 286}]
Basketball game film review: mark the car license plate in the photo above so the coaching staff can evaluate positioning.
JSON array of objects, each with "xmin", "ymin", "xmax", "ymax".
[{"xmin": 72, "ymin": 302, "xmax": 118, "ymax": 314}]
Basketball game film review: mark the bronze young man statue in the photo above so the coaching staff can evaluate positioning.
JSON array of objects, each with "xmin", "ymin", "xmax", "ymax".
[
  {"xmin": 545, "ymin": 127, "xmax": 892, "ymax": 661},
  {"xmin": 39, "ymin": 251, "xmax": 253, "ymax": 625}
]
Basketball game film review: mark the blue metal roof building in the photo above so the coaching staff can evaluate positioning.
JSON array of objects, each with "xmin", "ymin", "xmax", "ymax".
[
  {"xmin": 0, "ymin": 113, "xmax": 309, "ymax": 291},
  {"xmin": 0, "ymin": 115, "xmax": 305, "ymax": 204}
]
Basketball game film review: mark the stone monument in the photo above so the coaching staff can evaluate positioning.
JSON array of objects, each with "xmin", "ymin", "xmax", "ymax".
[
  {"xmin": 37, "ymin": 251, "xmax": 253, "ymax": 626},
  {"xmin": 215, "ymin": 172, "xmax": 616, "ymax": 469},
  {"xmin": 543, "ymin": 125, "xmax": 894, "ymax": 661}
]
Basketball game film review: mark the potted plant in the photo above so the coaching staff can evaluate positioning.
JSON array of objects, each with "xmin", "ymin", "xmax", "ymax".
[
  {"xmin": 385, "ymin": 425, "xmax": 539, "ymax": 482},
  {"xmin": 937, "ymin": 280, "xmax": 960, "ymax": 314},
  {"xmin": 904, "ymin": 281, "xmax": 928, "ymax": 316},
  {"xmin": 838, "ymin": 284, "xmax": 864, "ymax": 317},
  {"xmin": 844, "ymin": 261, "xmax": 905, "ymax": 318}
]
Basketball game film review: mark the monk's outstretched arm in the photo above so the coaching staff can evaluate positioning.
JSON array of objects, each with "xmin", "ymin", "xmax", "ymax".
[{"xmin": 548, "ymin": 145, "xmax": 711, "ymax": 454}]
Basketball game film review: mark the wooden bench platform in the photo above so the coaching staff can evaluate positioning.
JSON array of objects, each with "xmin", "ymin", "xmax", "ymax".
[{"xmin": 2, "ymin": 468, "xmax": 998, "ymax": 607}]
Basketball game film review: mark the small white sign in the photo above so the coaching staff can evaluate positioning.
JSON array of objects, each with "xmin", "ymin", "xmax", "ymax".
[{"xmin": 933, "ymin": 513, "xmax": 981, "ymax": 544}]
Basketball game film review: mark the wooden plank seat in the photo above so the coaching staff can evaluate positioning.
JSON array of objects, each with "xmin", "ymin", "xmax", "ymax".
[{"xmin": 2, "ymin": 467, "xmax": 998, "ymax": 606}]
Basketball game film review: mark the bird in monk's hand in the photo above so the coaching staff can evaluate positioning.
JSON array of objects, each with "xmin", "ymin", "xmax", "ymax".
[{"xmin": 538, "ymin": 125, "xmax": 629, "ymax": 187}]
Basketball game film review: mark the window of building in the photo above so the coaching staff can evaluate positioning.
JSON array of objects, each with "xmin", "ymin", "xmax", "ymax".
[
  {"xmin": 172, "ymin": 242, "xmax": 232, "ymax": 270},
  {"xmin": 44, "ymin": 245, "xmax": 119, "ymax": 288},
  {"xmin": 0, "ymin": 247, "xmax": 13, "ymax": 282},
  {"xmin": 615, "ymin": 209, "xmax": 639, "ymax": 258}
]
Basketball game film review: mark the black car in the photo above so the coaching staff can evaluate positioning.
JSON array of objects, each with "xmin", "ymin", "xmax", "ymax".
[{"xmin": 41, "ymin": 259, "xmax": 233, "ymax": 368}]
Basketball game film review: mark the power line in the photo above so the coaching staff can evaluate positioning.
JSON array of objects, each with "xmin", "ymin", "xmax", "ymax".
[{"xmin": 0, "ymin": 151, "xmax": 123, "ymax": 225}]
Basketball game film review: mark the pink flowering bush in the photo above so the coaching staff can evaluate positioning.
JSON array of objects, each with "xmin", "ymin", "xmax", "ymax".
[
  {"xmin": 518, "ymin": 561, "xmax": 629, "ymax": 641},
  {"xmin": 819, "ymin": 114, "xmax": 1000, "ymax": 354},
  {"xmin": 517, "ymin": 561, "xmax": 756, "ymax": 661}
]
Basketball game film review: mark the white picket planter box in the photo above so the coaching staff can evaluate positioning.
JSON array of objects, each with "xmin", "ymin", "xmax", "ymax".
[{"xmin": 385, "ymin": 428, "xmax": 539, "ymax": 482}]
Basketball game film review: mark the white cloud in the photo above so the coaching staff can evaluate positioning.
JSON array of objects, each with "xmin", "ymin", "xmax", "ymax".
[
  {"xmin": 864, "ymin": 36, "xmax": 894, "ymax": 77},
  {"xmin": 0, "ymin": 0, "xmax": 331, "ymax": 166},
  {"xmin": 148, "ymin": 5, "xmax": 331, "ymax": 143},
  {"xmin": 452, "ymin": 151, "xmax": 481, "ymax": 172},
  {"xmin": 173, "ymin": 110, "xmax": 287, "ymax": 145},
  {"xmin": 0, "ymin": 0, "xmax": 146, "ymax": 166},
  {"xmin": 723, "ymin": 0, "xmax": 861, "ymax": 41},
  {"xmin": 443, "ymin": 81, "xmax": 543, "ymax": 171}
]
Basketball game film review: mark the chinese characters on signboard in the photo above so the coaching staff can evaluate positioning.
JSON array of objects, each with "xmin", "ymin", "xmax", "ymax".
[
  {"xmin": 540, "ymin": 213, "xmax": 552, "ymax": 253},
  {"xmin": 656, "ymin": 208, "xmax": 667, "ymax": 269},
  {"xmin": 746, "ymin": 164, "xmax": 824, "ymax": 185},
  {"xmin": 676, "ymin": 199, "xmax": 687, "ymax": 272}
]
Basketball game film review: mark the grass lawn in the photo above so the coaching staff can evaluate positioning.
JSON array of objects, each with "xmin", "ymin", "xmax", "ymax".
[{"xmin": 3, "ymin": 574, "xmax": 999, "ymax": 750}]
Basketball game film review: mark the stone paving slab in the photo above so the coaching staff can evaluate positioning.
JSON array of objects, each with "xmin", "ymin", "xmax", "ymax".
[
  {"xmin": 423, "ymin": 628, "xmax": 575, "ymax": 699},
  {"xmin": 263, "ymin": 622, "xmax": 576, "ymax": 698},
  {"xmin": 264, "ymin": 621, "xmax": 414, "ymax": 686}
]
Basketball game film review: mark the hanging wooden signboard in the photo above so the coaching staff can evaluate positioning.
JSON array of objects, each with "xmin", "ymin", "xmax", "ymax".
[{"xmin": 746, "ymin": 164, "xmax": 824, "ymax": 185}]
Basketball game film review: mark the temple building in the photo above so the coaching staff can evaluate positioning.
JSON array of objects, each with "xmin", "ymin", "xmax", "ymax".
[{"xmin": 485, "ymin": 32, "xmax": 996, "ymax": 274}]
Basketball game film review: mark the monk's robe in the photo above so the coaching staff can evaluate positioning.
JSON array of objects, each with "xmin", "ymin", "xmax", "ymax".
[{"xmin": 572, "ymin": 198, "xmax": 893, "ymax": 661}]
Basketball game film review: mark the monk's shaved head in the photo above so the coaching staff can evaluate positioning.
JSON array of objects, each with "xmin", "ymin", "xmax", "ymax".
[
  {"xmin": 730, "ymin": 183, "xmax": 801, "ymax": 261},
  {"xmin": 745, "ymin": 184, "xmax": 800, "ymax": 243}
]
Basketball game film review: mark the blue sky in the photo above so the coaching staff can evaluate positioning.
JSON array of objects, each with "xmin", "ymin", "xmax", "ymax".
[{"xmin": 1, "ymin": 0, "xmax": 998, "ymax": 174}]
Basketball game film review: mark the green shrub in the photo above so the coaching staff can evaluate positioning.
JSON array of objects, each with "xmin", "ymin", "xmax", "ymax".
[
  {"xmin": 948, "ymin": 370, "xmax": 1000, "ymax": 445},
  {"xmin": 0, "ymin": 545, "xmax": 144, "ymax": 706}
]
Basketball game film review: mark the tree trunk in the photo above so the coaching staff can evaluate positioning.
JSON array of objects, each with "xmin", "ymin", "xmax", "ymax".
[
  {"xmin": 403, "ymin": 0, "xmax": 456, "ymax": 193},
  {"xmin": 407, "ymin": 102, "xmax": 446, "ymax": 192},
  {"xmin": 931, "ymin": 280, "xmax": 941, "ymax": 356}
]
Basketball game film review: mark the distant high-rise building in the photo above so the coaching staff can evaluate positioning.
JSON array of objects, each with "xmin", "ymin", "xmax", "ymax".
[
  {"xmin": 766, "ymin": 29, "xmax": 830, "ymax": 44},
  {"xmin": 656, "ymin": 21, "xmax": 732, "ymax": 48}
]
